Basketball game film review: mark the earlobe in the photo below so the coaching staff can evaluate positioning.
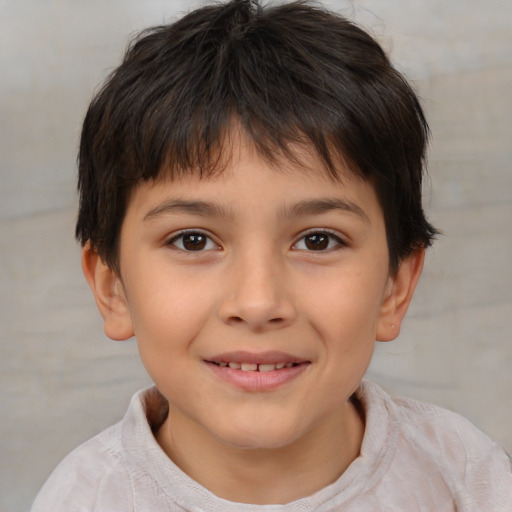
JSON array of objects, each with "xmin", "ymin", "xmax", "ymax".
[
  {"xmin": 81, "ymin": 245, "xmax": 135, "ymax": 341},
  {"xmin": 376, "ymin": 249, "xmax": 425, "ymax": 342}
]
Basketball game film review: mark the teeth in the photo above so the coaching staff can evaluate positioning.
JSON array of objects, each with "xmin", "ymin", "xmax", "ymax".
[{"xmin": 218, "ymin": 361, "xmax": 297, "ymax": 372}]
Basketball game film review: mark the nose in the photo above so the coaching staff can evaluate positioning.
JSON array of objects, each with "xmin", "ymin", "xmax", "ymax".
[{"xmin": 217, "ymin": 247, "xmax": 296, "ymax": 332}]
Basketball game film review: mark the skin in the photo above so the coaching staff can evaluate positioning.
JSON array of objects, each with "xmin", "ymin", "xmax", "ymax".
[{"xmin": 83, "ymin": 137, "xmax": 424, "ymax": 504}]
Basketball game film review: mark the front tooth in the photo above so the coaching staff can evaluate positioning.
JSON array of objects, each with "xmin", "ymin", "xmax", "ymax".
[
  {"xmin": 275, "ymin": 363, "xmax": 286, "ymax": 369},
  {"xmin": 241, "ymin": 363, "xmax": 258, "ymax": 371},
  {"xmin": 258, "ymin": 363, "xmax": 276, "ymax": 372},
  {"xmin": 228, "ymin": 362, "xmax": 241, "ymax": 369}
]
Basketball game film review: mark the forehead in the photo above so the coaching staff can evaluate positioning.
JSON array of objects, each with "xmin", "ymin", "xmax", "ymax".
[
  {"xmin": 153, "ymin": 130, "xmax": 361, "ymax": 188},
  {"xmin": 126, "ymin": 135, "xmax": 383, "ymax": 229}
]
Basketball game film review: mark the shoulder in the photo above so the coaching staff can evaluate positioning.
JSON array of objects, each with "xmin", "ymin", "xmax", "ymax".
[
  {"xmin": 30, "ymin": 421, "xmax": 133, "ymax": 512},
  {"xmin": 360, "ymin": 380, "xmax": 512, "ymax": 510},
  {"xmin": 391, "ymin": 390, "xmax": 508, "ymax": 464},
  {"xmin": 360, "ymin": 379, "xmax": 509, "ymax": 459},
  {"xmin": 30, "ymin": 387, "xmax": 170, "ymax": 512}
]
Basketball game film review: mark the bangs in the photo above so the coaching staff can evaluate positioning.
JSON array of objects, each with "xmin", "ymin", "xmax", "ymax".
[
  {"xmin": 77, "ymin": 0, "xmax": 435, "ymax": 272},
  {"xmin": 81, "ymin": 1, "xmax": 398, "ymax": 185}
]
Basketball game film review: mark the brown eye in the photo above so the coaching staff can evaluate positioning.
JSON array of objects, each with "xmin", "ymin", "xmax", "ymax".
[
  {"xmin": 182, "ymin": 233, "xmax": 207, "ymax": 250},
  {"xmin": 294, "ymin": 231, "xmax": 345, "ymax": 251},
  {"xmin": 169, "ymin": 231, "xmax": 217, "ymax": 251},
  {"xmin": 304, "ymin": 233, "xmax": 329, "ymax": 250}
]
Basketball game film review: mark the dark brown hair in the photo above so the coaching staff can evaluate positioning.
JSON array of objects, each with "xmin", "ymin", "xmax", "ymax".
[{"xmin": 76, "ymin": 0, "xmax": 437, "ymax": 273}]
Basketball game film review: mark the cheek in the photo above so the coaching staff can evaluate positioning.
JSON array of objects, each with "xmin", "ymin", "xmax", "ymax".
[
  {"xmin": 312, "ymin": 283, "xmax": 380, "ymax": 393},
  {"xmin": 125, "ymin": 267, "xmax": 217, "ymax": 360},
  {"xmin": 304, "ymin": 269, "xmax": 386, "ymax": 341},
  {"xmin": 129, "ymin": 289, "xmax": 210, "ymax": 396}
]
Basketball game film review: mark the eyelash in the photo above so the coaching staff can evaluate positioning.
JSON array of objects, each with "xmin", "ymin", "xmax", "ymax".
[
  {"xmin": 167, "ymin": 229, "xmax": 347, "ymax": 253},
  {"xmin": 293, "ymin": 230, "xmax": 347, "ymax": 252},
  {"xmin": 166, "ymin": 230, "xmax": 219, "ymax": 252}
]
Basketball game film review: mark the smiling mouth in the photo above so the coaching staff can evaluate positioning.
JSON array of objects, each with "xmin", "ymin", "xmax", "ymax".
[
  {"xmin": 209, "ymin": 361, "xmax": 303, "ymax": 372},
  {"xmin": 206, "ymin": 355, "xmax": 310, "ymax": 391}
]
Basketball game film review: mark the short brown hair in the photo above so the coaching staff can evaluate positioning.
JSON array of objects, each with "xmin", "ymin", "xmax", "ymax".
[{"xmin": 76, "ymin": 0, "xmax": 437, "ymax": 273}]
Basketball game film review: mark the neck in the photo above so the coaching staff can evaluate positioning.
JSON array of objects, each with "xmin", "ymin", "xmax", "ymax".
[{"xmin": 155, "ymin": 397, "xmax": 364, "ymax": 504}]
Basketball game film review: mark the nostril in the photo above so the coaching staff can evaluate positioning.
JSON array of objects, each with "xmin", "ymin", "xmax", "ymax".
[{"xmin": 220, "ymin": 299, "xmax": 296, "ymax": 331}]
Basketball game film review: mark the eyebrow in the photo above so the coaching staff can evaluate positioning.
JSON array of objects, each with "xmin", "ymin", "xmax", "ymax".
[
  {"xmin": 143, "ymin": 199, "xmax": 231, "ymax": 221},
  {"xmin": 143, "ymin": 197, "xmax": 369, "ymax": 223},
  {"xmin": 278, "ymin": 198, "xmax": 370, "ymax": 224}
]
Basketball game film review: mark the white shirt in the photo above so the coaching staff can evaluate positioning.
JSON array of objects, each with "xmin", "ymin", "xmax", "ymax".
[{"xmin": 31, "ymin": 380, "xmax": 512, "ymax": 511}]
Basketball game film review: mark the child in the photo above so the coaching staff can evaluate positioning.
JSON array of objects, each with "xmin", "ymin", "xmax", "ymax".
[{"xmin": 31, "ymin": 0, "xmax": 512, "ymax": 510}]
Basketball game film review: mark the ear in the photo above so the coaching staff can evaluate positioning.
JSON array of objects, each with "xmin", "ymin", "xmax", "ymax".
[
  {"xmin": 81, "ymin": 244, "xmax": 134, "ymax": 341},
  {"xmin": 376, "ymin": 248, "xmax": 425, "ymax": 342}
]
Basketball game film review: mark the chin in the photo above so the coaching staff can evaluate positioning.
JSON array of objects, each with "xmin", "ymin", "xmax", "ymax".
[{"xmin": 212, "ymin": 419, "xmax": 304, "ymax": 452}]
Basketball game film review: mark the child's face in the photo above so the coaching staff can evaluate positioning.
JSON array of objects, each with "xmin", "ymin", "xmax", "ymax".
[{"xmin": 86, "ymin": 137, "xmax": 421, "ymax": 452}]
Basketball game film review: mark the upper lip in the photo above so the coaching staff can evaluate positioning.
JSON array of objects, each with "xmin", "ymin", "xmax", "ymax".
[{"xmin": 205, "ymin": 351, "xmax": 308, "ymax": 365}]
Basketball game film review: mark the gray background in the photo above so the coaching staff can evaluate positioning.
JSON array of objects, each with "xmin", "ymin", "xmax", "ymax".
[{"xmin": 1, "ymin": 0, "xmax": 511, "ymax": 510}]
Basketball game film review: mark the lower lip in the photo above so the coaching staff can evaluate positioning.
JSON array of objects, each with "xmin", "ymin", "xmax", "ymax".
[{"xmin": 206, "ymin": 362, "xmax": 309, "ymax": 392}]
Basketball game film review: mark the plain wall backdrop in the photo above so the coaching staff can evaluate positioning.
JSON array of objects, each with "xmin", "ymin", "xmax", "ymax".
[{"xmin": 1, "ymin": 0, "xmax": 511, "ymax": 510}]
